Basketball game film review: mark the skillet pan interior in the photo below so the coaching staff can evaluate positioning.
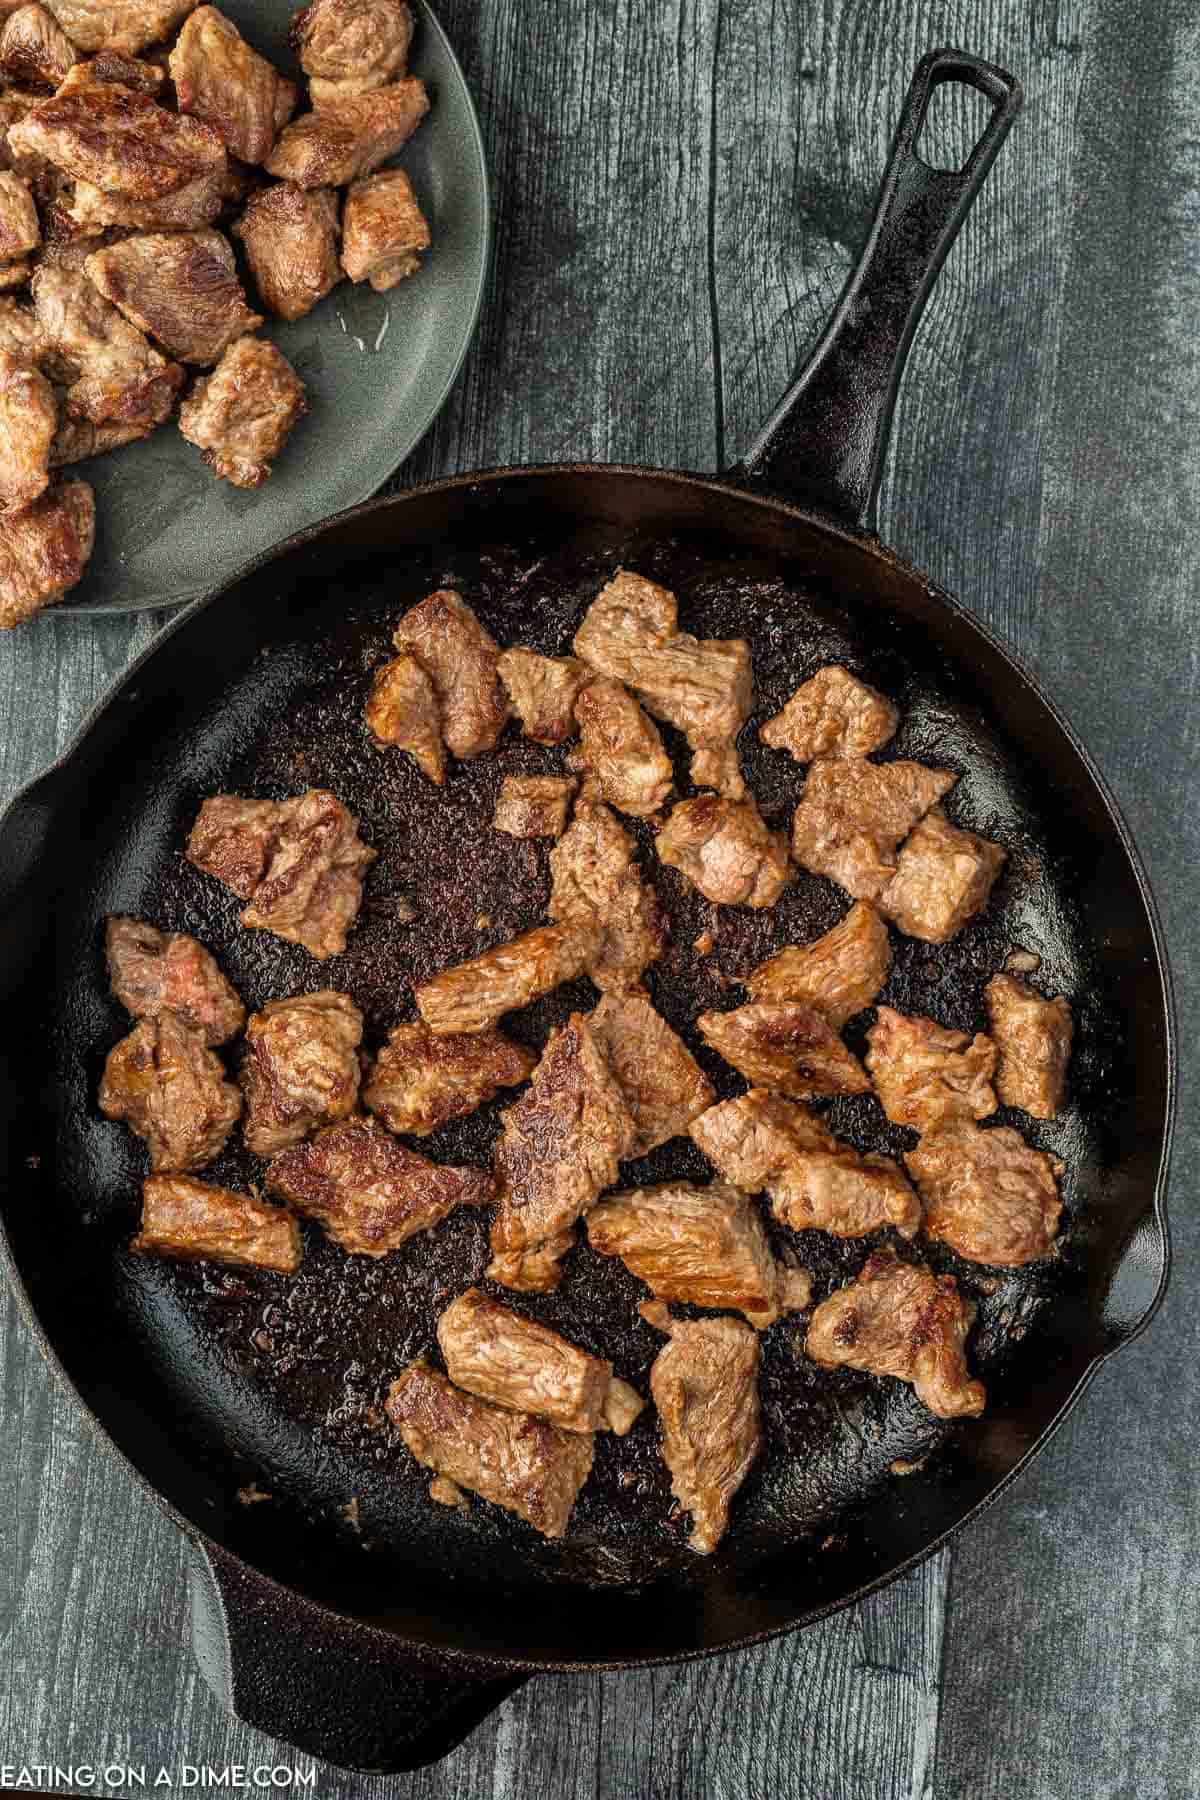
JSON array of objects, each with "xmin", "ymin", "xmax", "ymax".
[{"xmin": 0, "ymin": 470, "xmax": 1168, "ymax": 1665}]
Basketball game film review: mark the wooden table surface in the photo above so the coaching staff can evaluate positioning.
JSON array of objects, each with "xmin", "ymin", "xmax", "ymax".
[{"xmin": 2, "ymin": 1, "xmax": 1197, "ymax": 1795}]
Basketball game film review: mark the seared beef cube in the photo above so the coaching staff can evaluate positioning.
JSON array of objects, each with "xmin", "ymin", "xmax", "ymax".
[
  {"xmin": 866, "ymin": 1005, "xmax": 997, "ymax": 1132},
  {"xmin": 85, "ymin": 229, "xmax": 263, "ymax": 365},
  {"xmin": 10, "ymin": 81, "xmax": 224, "ymax": 196},
  {"xmin": 0, "ymin": 349, "xmax": 53, "ymax": 511},
  {"xmin": 0, "ymin": 3, "xmax": 76, "ymax": 86},
  {"xmin": 42, "ymin": 0, "xmax": 198, "ymax": 54},
  {"xmin": 134, "ymin": 1172, "xmax": 301, "ymax": 1272},
  {"xmin": 488, "ymin": 1012, "xmax": 636, "ymax": 1293},
  {"xmin": 241, "ymin": 990, "xmax": 363, "ymax": 1155},
  {"xmin": 494, "ymin": 773, "xmax": 576, "ymax": 839},
  {"xmin": 984, "ymin": 973, "xmax": 1074, "ymax": 1120},
  {"xmin": 0, "ymin": 169, "xmax": 37, "ymax": 259},
  {"xmin": 185, "ymin": 794, "xmax": 279, "ymax": 899},
  {"xmin": 233, "ymin": 181, "xmax": 341, "ymax": 321},
  {"xmin": 392, "ymin": 587, "xmax": 508, "ymax": 760},
  {"xmin": 547, "ymin": 797, "xmax": 665, "ymax": 990},
  {"xmin": 497, "ymin": 647, "xmax": 590, "ymax": 746},
  {"xmin": 170, "ymin": 7, "xmax": 297, "ymax": 166},
  {"xmin": 588, "ymin": 1182, "xmax": 810, "ymax": 1329},
  {"xmin": 761, "ymin": 665, "xmax": 898, "ymax": 762},
  {"xmin": 745, "ymin": 900, "xmax": 891, "ymax": 1028},
  {"xmin": 691, "ymin": 1089, "xmax": 921, "ymax": 1239},
  {"xmin": 60, "ymin": 51, "xmax": 165, "ymax": 92},
  {"xmin": 179, "ymin": 336, "xmax": 307, "ymax": 488},
  {"xmin": 906, "ymin": 1124, "xmax": 1063, "ymax": 1267},
  {"xmin": 656, "ymin": 794, "xmax": 790, "ymax": 909},
  {"xmin": 31, "ymin": 254, "xmax": 184, "ymax": 427},
  {"xmin": 385, "ymin": 1359, "xmax": 594, "ymax": 1539},
  {"xmin": 573, "ymin": 568, "xmax": 753, "ymax": 799},
  {"xmin": 791, "ymin": 760, "xmax": 956, "ymax": 900},
  {"xmin": 0, "ymin": 295, "xmax": 45, "ymax": 361},
  {"xmin": 363, "ymin": 650, "xmax": 443, "ymax": 782},
  {"xmin": 0, "ymin": 478, "xmax": 93, "ymax": 627},
  {"xmin": 573, "ymin": 676, "xmax": 672, "ymax": 818},
  {"xmin": 415, "ymin": 920, "xmax": 599, "ymax": 1037},
  {"xmin": 697, "ymin": 999, "xmax": 869, "ymax": 1099},
  {"xmin": 291, "ymin": 0, "xmax": 414, "ymax": 104},
  {"xmin": 65, "ymin": 165, "xmax": 231, "ymax": 233},
  {"xmin": 437, "ymin": 1287, "xmax": 644, "ymax": 1435},
  {"xmin": 806, "ymin": 1250, "xmax": 986, "ymax": 1419},
  {"xmin": 589, "ymin": 988, "xmax": 713, "ymax": 1156},
  {"xmin": 340, "ymin": 166, "xmax": 428, "ymax": 290},
  {"xmin": 50, "ymin": 408, "xmax": 151, "ymax": 464},
  {"xmin": 265, "ymin": 78, "xmax": 428, "ymax": 187},
  {"xmin": 879, "ymin": 806, "xmax": 1007, "ymax": 942},
  {"xmin": 640, "ymin": 1300, "xmax": 761, "ymax": 1555},
  {"xmin": 99, "ymin": 1010, "xmax": 241, "ymax": 1172},
  {"xmin": 105, "ymin": 915, "xmax": 244, "ymax": 1045},
  {"xmin": 363, "ymin": 1018, "xmax": 534, "ymax": 1137},
  {"xmin": 267, "ymin": 1116, "xmax": 491, "ymax": 1255}
]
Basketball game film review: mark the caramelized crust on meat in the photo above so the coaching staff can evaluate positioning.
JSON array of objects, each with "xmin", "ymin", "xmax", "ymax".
[
  {"xmin": 340, "ymin": 165, "xmax": 428, "ymax": 290},
  {"xmin": 65, "ymin": 164, "xmax": 231, "ymax": 233},
  {"xmin": 574, "ymin": 676, "xmax": 673, "ymax": 818},
  {"xmin": 11, "ymin": 80, "xmax": 224, "ymax": 197},
  {"xmin": 761, "ymin": 665, "xmax": 899, "ymax": 762},
  {"xmin": 0, "ymin": 477, "xmax": 93, "ymax": 626},
  {"xmin": 415, "ymin": 921, "xmax": 600, "ymax": 1036},
  {"xmin": 267, "ymin": 1116, "xmax": 492, "ymax": 1255},
  {"xmin": 85, "ymin": 228, "xmax": 263, "ymax": 365},
  {"xmin": 657, "ymin": 793, "xmax": 791, "ymax": 909},
  {"xmin": 105, "ymin": 915, "xmax": 244, "ymax": 1044},
  {"xmin": 385, "ymin": 1358, "xmax": 594, "ymax": 1539},
  {"xmin": 805, "ymin": 1250, "xmax": 986, "ymax": 1419},
  {"xmin": 292, "ymin": 0, "xmax": 414, "ymax": 104},
  {"xmin": 984, "ymin": 973, "xmax": 1074, "ymax": 1120},
  {"xmin": 497, "ymin": 647, "xmax": 591, "ymax": 746},
  {"xmin": 392, "ymin": 588, "xmax": 509, "ymax": 760},
  {"xmin": 50, "ymin": 406, "xmax": 149, "ymax": 464},
  {"xmin": 58, "ymin": 50, "xmax": 165, "ymax": 93},
  {"xmin": 548, "ymin": 797, "xmax": 666, "ymax": 991},
  {"xmin": 265, "ymin": 78, "xmax": 428, "ymax": 187},
  {"xmin": 363, "ymin": 1018, "xmax": 534, "ymax": 1137},
  {"xmin": 906, "ymin": 1124, "xmax": 1063, "ymax": 1267},
  {"xmin": 41, "ymin": 0, "xmax": 198, "ymax": 55},
  {"xmin": 363, "ymin": 650, "xmax": 444, "ymax": 782},
  {"xmin": 241, "ymin": 990, "xmax": 363, "ymax": 1155},
  {"xmin": 134, "ymin": 1172, "xmax": 301, "ymax": 1272},
  {"xmin": 0, "ymin": 348, "xmax": 52, "ymax": 510},
  {"xmin": 0, "ymin": 169, "xmax": 38, "ymax": 260},
  {"xmin": 745, "ymin": 901, "xmax": 892, "ymax": 1027},
  {"xmin": 589, "ymin": 988, "xmax": 713, "ymax": 1156},
  {"xmin": 31, "ymin": 253, "xmax": 184, "ymax": 426},
  {"xmin": 179, "ymin": 336, "xmax": 307, "ymax": 488},
  {"xmin": 879, "ymin": 807, "xmax": 1007, "ymax": 942},
  {"xmin": 494, "ymin": 773, "xmax": 576, "ymax": 839},
  {"xmin": 791, "ymin": 760, "xmax": 957, "ymax": 900},
  {"xmin": 169, "ymin": 7, "xmax": 296, "ymax": 166},
  {"xmin": 866, "ymin": 1005, "xmax": 998, "ymax": 1133},
  {"xmin": 99, "ymin": 1010, "xmax": 242, "ymax": 1172},
  {"xmin": 233, "ymin": 181, "xmax": 341, "ymax": 321},
  {"xmin": 0, "ymin": 3, "xmax": 76, "ymax": 86},
  {"xmin": 697, "ymin": 1000, "xmax": 870, "ymax": 1099}
]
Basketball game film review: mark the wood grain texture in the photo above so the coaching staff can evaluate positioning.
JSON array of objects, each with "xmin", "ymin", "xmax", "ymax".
[{"xmin": 1, "ymin": 0, "xmax": 1197, "ymax": 1793}]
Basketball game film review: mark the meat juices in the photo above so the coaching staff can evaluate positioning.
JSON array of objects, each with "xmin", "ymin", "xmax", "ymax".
[
  {"xmin": 266, "ymin": 1117, "xmax": 492, "ymax": 1256},
  {"xmin": 169, "ymin": 7, "xmax": 297, "ymax": 166},
  {"xmin": 760, "ymin": 665, "xmax": 899, "ymax": 762},
  {"xmin": 265, "ymin": 79, "xmax": 429, "ymax": 188},
  {"xmin": 806, "ymin": 1251, "xmax": 986, "ymax": 1419},
  {"xmin": 340, "ymin": 167, "xmax": 429, "ymax": 291},
  {"xmin": 0, "ymin": 4, "xmax": 78, "ymax": 88},
  {"xmin": 385, "ymin": 1359, "xmax": 594, "ymax": 1539},
  {"xmin": 233, "ymin": 183, "xmax": 342, "ymax": 322},
  {"xmin": 790, "ymin": 760, "xmax": 957, "ymax": 901},
  {"xmin": 0, "ymin": 478, "xmax": 93, "ymax": 626},
  {"xmin": 43, "ymin": 0, "xmax": 196, "ymax": 55},
  {"xmin": 547, "ymin": 798, "xmax": 666, "ymax": 991},
  {"xmin": 573, "ymin": 676, "xmax": 673, "ymax": 818},
  {"xmin": 588, "ymin": 988, "xmax": 714, "ymax": 1155},
  {"xmin": 10, "ymin": 81, "xmax": 225, "ymax": 198},
  {"xmin": 697, "ymin": 1000, "xmax": 871, "ymax": 1100},
  {"xmin": 99, "ymin": 1010, "xmax": 242, "ymax": 1172},
  {"xmin": 84, "ymin": 229, "xmax": 264, "ymax": 366},
  {"xmin": 497, "ymin": 648, "xmax": 591, "ymax": 746},
  {"xmin": 186, "ymin": 789, "xmax": 376, "ymax": 960},
  {"xmin": 362, "ymin": 1018, "xmax": 534, "ymax": 1137},
  {"xmin": 906, "ymin": 1124, "xmax": 1063, "ymax": 1267},
  {"xmin": 437, "ymin": 1287, "xmax": 644, "ymax": 1435},
  {"xmin": 744, "ymin": 900, "xmax": 892, "ymax": 1028},
  {"xmin": 134, "ymin": 1173, "xmax": 302, "ymax": 1274},
  {"xmin": 0, "ymin": 348, "xmax": 52, "ymax": 511},
  {"xmin": 105, "ymin": 915, "xmax": 244, "ymax": 1045},
  {"xmin": 588, "ymin": 1182, "xmax": 811, "ymax": 1328},
  {"xmin": 865, "ymin": 1006, "xmax": 998, "ymax": 1133},
  {"xmin": 656, "ymin": 794, "xmax": 791, "ymax": 909},
  {"xmin": 178, "ymin": 337, "xmax": 307, "ymax": 488},
  {"xmin": 391, "ymin": 589, "xmax": 508, "ymax": 760},
  {"xmin": 983, "ymin": 973, "xmax": 1074, "ymax": 1119},
  {"xmin": 414, "ymin": 920, "xmax": 600, "ymax": 1037},
  {"xmin": 291, "ymin": 0, "xmax": 414, "ymax": 105},
  {"xmin": 363, "ymin": 651, "xmax": 444, "ymax": 783},
  {"xmin": 879, "ymin": 807, "xmax": 1007, "ymax": 942},
  {"xmin": 640, "ymin": 1301, "xmax": 762, "ymax": 1554},
  {"xmin": 240, "ymin": 990, "xmax": 363, "ymax": 1155},
  {"xmin": 493, "ymin": 773, "xmax": 576, "ymax": 839}
]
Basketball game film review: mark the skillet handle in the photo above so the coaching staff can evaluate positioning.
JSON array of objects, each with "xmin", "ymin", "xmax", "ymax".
[
  {"xmin": 189, "ymin": 1543, "xmax": 528, "ymax": 1775},
  {"xmin": 731, "ymin": 48, "xmax": 1022, "ymax": 530}
]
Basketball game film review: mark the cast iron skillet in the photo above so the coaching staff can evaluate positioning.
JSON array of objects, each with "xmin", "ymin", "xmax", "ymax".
[{"xmin": 0, "ymin": 50, "xmax": 1174, "ymax": 1775}]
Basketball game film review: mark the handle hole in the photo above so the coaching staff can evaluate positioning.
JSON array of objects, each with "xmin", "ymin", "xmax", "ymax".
[{"xmin": 917, "ymin": 80, "xmax": 993, "ymax": 172}]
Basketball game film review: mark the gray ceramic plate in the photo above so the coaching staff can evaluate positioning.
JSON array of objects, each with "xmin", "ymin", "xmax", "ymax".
[{"xmin": 56, "ymin": 0, "xmax": 490, "ymax": 616}]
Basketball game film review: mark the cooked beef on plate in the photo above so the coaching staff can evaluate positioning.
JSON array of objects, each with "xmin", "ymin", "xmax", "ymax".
[
  {"xmin": 414, "ymin": 920, "xmax": 599, "ymax": 1037},
  {"xmin": 0, "ymin": 3, "xmax": 79, "ymax": 88},
  {"xmin": 547, "ymin": 797, "xmax": 665, "ymax": 991},
  {"xmin": 493, "ymin": 773, "xmax": 576, "ymax": 839},
  {"xmin": 588, "ymin": 987, "xmax": 713, "ymax": 1156},
  {"xmin": 240, "ymin": 989, "xmax": 363, "ymax": 1155},
  {"xmin": 43, "ymin": 0, "xmax": 197, "ymax": 56},
  {"xmin": 906, "ymin": 1123, "xmax": 1063, "ymax": 1267},
  {"xmin": 99, "ymin": 1009, "xmax": 241, "ymax": 1172},
  {"xmin": 105, "ymin": 915, "xmax": 244, "ymax": 1045},
  {"xmin": 0, "ymin": 346, "xmax": 52, "ymax": 511},
  {"xmin": 133, "ymin": 1172, "xmax": 302, "ymax": 1273},
  {"xmin": 744, "ymin": 899, "xmax": 892, "ymax": 1027},
  {"xmin": 169, "ymin": 6, "xmax": 297, "ymax": 166},
  {"xmin": 497, "ymin": 647, "xmax": 590, "ymax": 746},
  {"xmin": 291, "ymin": 0, "xmax": 414, "ymax": 105},
  {"xmin": 178, "ymin": 336, "xmax": 307, "ymax": 488},
  {"xmin": 84, "ymin": 228, "xmax": 263, "ymax": 365},
  {"xmin": 340, "ymin": 166, "xmax": 429, "ymax": 290},
  {"xmin": 265, "ymin": 78, "xmax": 428, "ymax": 188},
  {"xmin": 31, "ymin": 249, "xmax": 184, "ymax": 427},
  {"xmin": 0, "ymin": 477, "xmax": 93, "ymax": 626},
  {"xmin": 233, "ymin": 181, "xmax": 342, "ymax": 322},
  {"xmin": 10, "ymin": 79, "xmax": 225, "ymax": 197},
  {"xmin": 790, "ymin": 759, "xmax": 956, "ymax": 900},
  {"xmin": 697, "ymin": 999, "xmax": 870, "ymax": 1099},
  {"xmin": 391, "ymin": 587, "xmax": 508, "ymax": 760},
  {"xmin": 573, "ymin": 675, "xmax": 673, "ymax": 819},
  {"xmin": 656, "ymin": 793, "xmax": 790, "ymax": 909},
  {"xmin": 760, "ymin": 664, "xmax": 898, "ymax": 763},
  {"xmin": 865, "ymin": 1005, "xmax": 997, "ymax": 1133},
  {"xmin": 878, "ymin": 806, "xmax": 1007, "ymax": 942},
  {"xmin": 983, "ymin": 973, "xmax": 1074, "ymax": 1120},
  {"xmin": 363, "ymin": 1018, "xmax": 534, "ymax": 1137}
]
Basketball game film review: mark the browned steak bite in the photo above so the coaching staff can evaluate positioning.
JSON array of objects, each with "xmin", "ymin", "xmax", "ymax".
[
  {"xmin": 50, "ymin": 407, "xmax": 149, "ymax": 464},
  {"xmin": 170, "ymin": 7, "xmax": 297, "ymax": 166},
  {"xmin": 866, "ymin": 1006, "xmax": 997, "ymax": 1133},
  {"xmin": 879, "ymin": 807, "xmax": 1007, "ymax": 942},
  {"xmin": 233, "ymin": 182, "xmax": 342, "ymax": 321},
  {"xmin": 0, "ymin": 170, "xmax": 38, "ymax": 261},
  {"xmin": 983, "ymin": 973, "xmax": 1074, "ymax": 1120},
  {"xmin": 656, "ymin": 794, "xmax": 790, "ymax": 909},
  {"xmin": 906, "ymin": 1124, "xmax": 1063, "ymax": 1267},
  {"xmin": 31, "ymin": 253, "xmax": 184, "ymax": 427},
  {"xmin": 267, "ymin": 1116, "xmax": 492, "ymax": 1255},
  {"xmin": 363, "ymin": 1018, "xmax": 535, "ymax": 1137},
  {"xmin": 99, "ymin": 1010, "xmax": 242, "ymax": 1172},
  {"xmin": 573, "ymin": 676, "xmax": 673, "ymax": 818},
  {"xmin": 640, "ymin": 1300, "xmax": 761, "ymax": 1554},
  {"xmin": 488, "ymin": 1011, "xmax": 636, "ymax": 1293},
  {"xmin": 179, "ymin": 336, "xmax": 307, "ymax": 488},
  {"xmin": 0, "ymin": 348, "xmax": 52, "ymax": 511},
  {"xmin": 186, "ymin": 789, "xmax": 376, "ymax": 960},
  {"xmin": 340, "ymin": 166, "xmax": 428, "ymax": 290},
  {"xmin": 745, "ymin": 900, "xmax": 892, "ymax": 1028},
  {"xmin": 574, "ymin": 568, "xmax": 753, "ymax": 799},
  {"xmin": 11, "ymin": 81, "xmax": 224, "ymax": 197},
  {"xmin": 805, "ymin": 1250, "xmax": 986, "ymax": 1419},
  {"xmin": 761, "ymin": 665, "xmax": 899, "ymax": 762},
  {"xmin": 59, "ymin": 51, "xmax": 165, "ymax": 93},
  {"xmin": 391, "ymin": 588, "xmax": 509, "ymax": 760},
  {"xmin": 105, "ymin": 915, "xmax": 245, "ymax": 1045},
  {"xmin": 134, "ymin": 1173, "xmax": 302, "ymax": 1272},
  {"xmin": 42, "ymin": 0, "xmax": 198, "ymax": 55},
  {"xmin": 547, "ymin": 797, "xmax": 666, "ymax": 991},
  {"xmin": 691, "ymin": 1089, "xmax": 921, "ymax": 1240},
  {"xmin": 292, "ymin": 0, "xmax": 414, "ymax": 104},
  {"xmin": 0, "ymin": 478, "xmax": 93, "ymax": 627},
  {"xmin": 265, "ymin": 78, "xmax": 428, "ymax": 187},
  {"xmin": 0, "ymin": 295, "xmax": 46, "ymax": 362},
  {"xmin": 697, "ymin": 999, "xmax": 870, "ymax": 1099},
  {"xmin": 65, "ymin": 164, "xmax": 232, "ymax": 233},
  {"xmin": 437, "ymin": 1286, "xmax": 644, "ymax": 1435},
  {"xmin": 791, "ymin": 760, "xmax": 957, "ymax": 900},
  {"xmin": 0, "ymin": 3, "xmax": 77, "ymax": 87},
  {"xmin": 589, "ymin": 988, "xmax": 713, "ymax": 1155},
  {"xmin": 240, "ymin": 990, "xmax": 363, "ymax": 1155},
  {"xmin": 85, "ymin": 229, "xmax": 263, "ymax": 365},
  {"xmin": 415, "ymin": 920, "xmax": 599, "ymax": 1037},
  {"xmin": 494, "ymin": 773, "xmax": 576, "ymax": 839},
  {"xmin": 497, "ymin": 647, "xmax": 591, "ymax": 746},
  {"xmin": 589, "ymin": 1182, "xmax": 810, "ymax": 1329},
  {"xmin": 363, "ymin": 650, "xmax": 444, "ymax": 783},
  {"xmin": 385, "ymin": 1358, "xmax": 594, "ymax": 1539}
]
